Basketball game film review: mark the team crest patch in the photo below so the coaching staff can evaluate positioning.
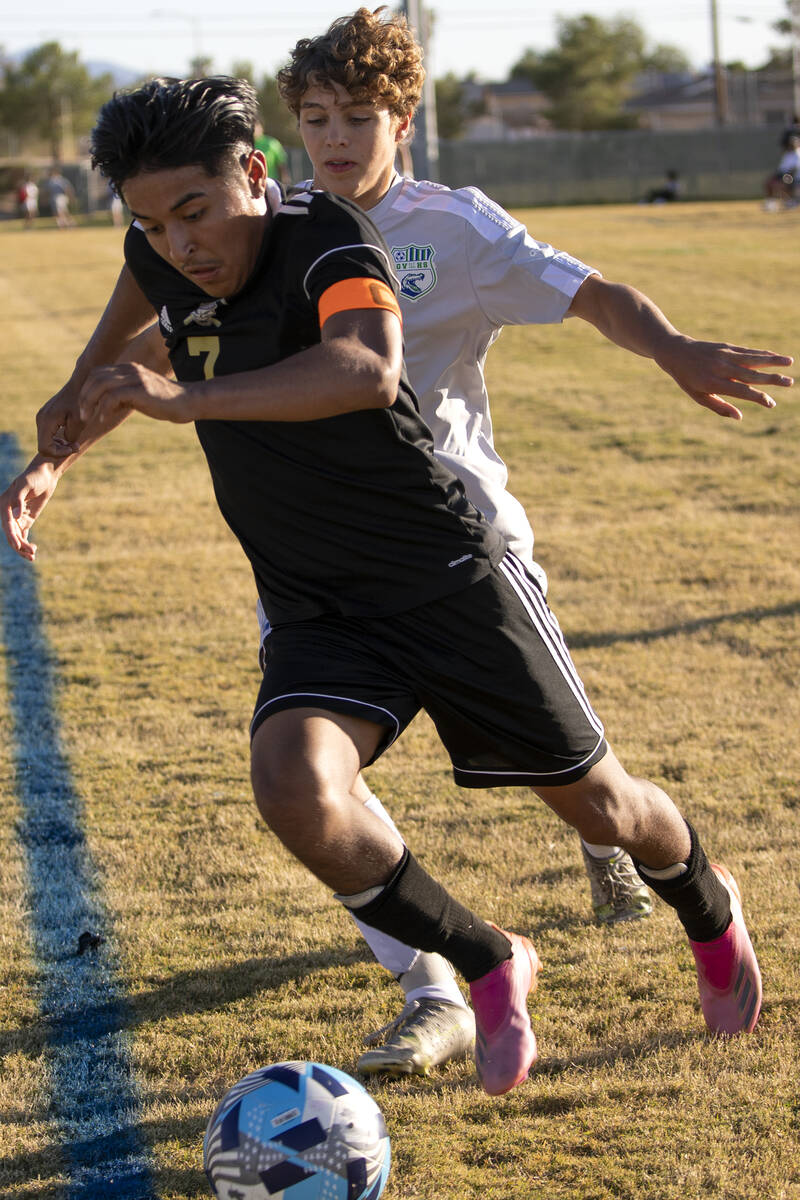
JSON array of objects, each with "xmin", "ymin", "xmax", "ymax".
[
  {"xmin": 159, "ymin": 305, "xmax": 173, "ymax": 333},
  {"xmin": 391, "ymin": 243, "xmax": 437, "ymax": 301},
  {"xmin": 183, "ymin": 299, "xmax": 225, "ymax": 327}
]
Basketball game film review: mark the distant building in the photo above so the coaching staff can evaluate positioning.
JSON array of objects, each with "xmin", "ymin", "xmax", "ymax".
[
  {"xmin": 457, "ymin": 68, "xmax": 797, "ymax": 140},
  {"xmin": 628, "ymin": 68, "xmax": 796, "ymax": 130},
  {"xmin": 462, "ymin": 77, "xmax": 550, "ymax": 140}
]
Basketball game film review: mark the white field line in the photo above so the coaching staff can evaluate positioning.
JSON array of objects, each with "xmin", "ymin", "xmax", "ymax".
[{"xmin": 0, "ymin": 432, "xmax": 155, "ymax": 1199}]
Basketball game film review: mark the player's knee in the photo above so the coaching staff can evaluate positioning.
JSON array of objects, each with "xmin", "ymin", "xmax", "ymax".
[
  {"xmin": 572, "ymin": 768, "xmax": 653, "ymax": 845},
  {"xmin": 250, "ymin": 723, "xmax": 329, "ymax": 831},
  {"xmin": 577, "ymin": 790, "xmax": 629, "ymax": 844}
]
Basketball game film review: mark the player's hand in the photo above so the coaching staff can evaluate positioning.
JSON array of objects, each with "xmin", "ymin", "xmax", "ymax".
[
  {"xmin": 655, "ymin": 337, "xmax": 794, "ymax": 420},
  {"xmin": 0, "ymin": 461, "xmax": 60, "ymax": 561},
  {"xmin": 78, "ymin": 362, "xmax": 196, "ymax": 428},
  {"xmin": 36, "ymin": 381, "xmax": 85, "ymax": 457}
]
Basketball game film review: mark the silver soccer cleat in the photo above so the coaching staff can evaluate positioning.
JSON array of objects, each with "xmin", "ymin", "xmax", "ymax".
[
  {"xmin": 357, "ymin": 998, "xmax": 476, "ymax": 1077},
  {"xmin": 581, "ymin": 844, "xmax": 653, "ymax": 924}
]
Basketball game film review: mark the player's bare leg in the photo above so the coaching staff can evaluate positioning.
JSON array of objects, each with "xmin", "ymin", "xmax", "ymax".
[
  {"xmin": 535, "ymin": 745, "xmax": 762, "ymax": 1034},
  {"xmin": 250, "ymin": 707, "xmax": 538, "ymax": 1093},
  {"xmin": 535, "ymin": 745, "xmax": 691, "ymax": 867},
  {"xmin": 251, "ymin": 708, "xmax": 402, "ymax": 893},
  {"xmin": 257, "ymin": 608, "xmax": 474, "ymax": 1076}
]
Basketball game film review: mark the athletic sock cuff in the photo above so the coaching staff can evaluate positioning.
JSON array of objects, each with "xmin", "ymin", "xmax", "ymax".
[
  {"xmin": 633, "ymin": 820, "xmax": 731, "ymax": 941},
  {"xmin": 351, "ymin": 849, "xmax": 511, "ymax": 982},
  {"xmin": 341, "ymin": 847, "xmax": 409, "ymax": 915}
]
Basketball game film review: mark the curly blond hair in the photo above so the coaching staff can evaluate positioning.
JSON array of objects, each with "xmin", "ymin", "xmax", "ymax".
[{"xmin": 277, "ymin": 7, "xmax": 424, "ymax": 120}]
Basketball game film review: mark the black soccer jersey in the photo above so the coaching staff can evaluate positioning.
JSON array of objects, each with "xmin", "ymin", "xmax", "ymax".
[{"xmin": 124, "ymin": 189, "xmax": 506, "ymax": 626}]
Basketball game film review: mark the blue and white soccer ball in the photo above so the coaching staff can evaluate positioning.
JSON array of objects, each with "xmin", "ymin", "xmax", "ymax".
[{"xmin": 203, "ymin": 1061, "xmax": 391, "ymax": 1200}]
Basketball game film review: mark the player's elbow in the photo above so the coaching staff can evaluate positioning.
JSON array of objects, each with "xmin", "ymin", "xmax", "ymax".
[
  {"xmin": 372, "ymin": 358, "xmax": 400, "ymax": 409},
  {"xmin": 355, "ymin": 352, "xmax": 399, "ymax": 410}
]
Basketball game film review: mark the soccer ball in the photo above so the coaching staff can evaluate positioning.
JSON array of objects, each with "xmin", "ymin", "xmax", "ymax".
[{"xmin": 203, "ymin": 1061, "xmax": 391, "ymax": 1200}]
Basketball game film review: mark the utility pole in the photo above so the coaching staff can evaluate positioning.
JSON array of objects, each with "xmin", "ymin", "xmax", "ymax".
[
  {"xmin": 710, "ymin": 0, "xmax": 729, "ymax": 124},
  {"xmin": 791, "ymin": 0, "xmax": 800, "ymax": 118},
  {"xmin": 59, "ymin": 93, "xmax": 74, "ymax": 160},
  {"xmin": 150, "ymin": 9, "xmax": 204, "ymax": 75},
  {"xmin": 404, "ymin": 0, "xmax": 439, "ymax": 180}
]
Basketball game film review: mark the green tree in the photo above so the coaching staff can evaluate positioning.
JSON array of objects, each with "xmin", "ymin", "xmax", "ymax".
[
  {"xmin": 435, "ymin": 72, "xmax": 485, "ymax": 140},
  {"xmin": 230, "ymin": 59, "xmax": 256, "ymax": 83},
  {"xmin": 0, "ymin": 42, "xmax": 113, "ymax": 158},
  {"xmin": 767, "ymin": 1, "xmax": 796, "ymax": 73},
  {"xmin": 512, "ymin": 14, "xmax": 684, "ymax": 129},
  {"xmin": 230, "ymin": 61, "xmax": 298, "ymax": 145},
  {"xmin": 759, "ymin": 48, "xmax": 792, "ymax": 70},
  {"xmin": 255, "ymin": 74, "xmax": 303, "ymax": 149},
  {"xmin": 189, "ymin": 54, "xmax": 215, "ymax": 78},
  {"xmin": 643, "ymin": 44, "xmax": 691, "ymax": 74},
  {"xmin": 773, "ymin": 0, "xmax": 794, "ymax": 36}
]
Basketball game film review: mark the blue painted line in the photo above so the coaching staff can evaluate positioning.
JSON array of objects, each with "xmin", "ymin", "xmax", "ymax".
[{"xmin": 0, "ymin": 433, "xmax": 156, "ymax": 1199}]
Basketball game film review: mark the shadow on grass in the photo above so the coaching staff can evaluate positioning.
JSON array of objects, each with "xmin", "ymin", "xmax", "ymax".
[
  {"xmin": 0, "ymin": 944, "xmax": 374, "ymax": 1061},
  {"xmin": 0, "ymin": 1115, "xmax": 209, "ymax": 1200},
  {"xmin": 0, "ymin": 944, "xmax": 376, "ymax": 1194},
  {"xmin": 363, "ymin": 1027, "xmax": 709, "ymax": 1111},
  {"xmin": 0, "ymin": 433, "xmax": 156, "ymax": 1199},
  {"xmin": 567, "ymin": 600, "xmax": 800, "ymax": 650},
  {"xmin": 536, "ymin": 1026, "xmax": 707, "ymax": 1077},
  {"xmin": 0, "ymin": 1033, "xmax": 718, "ymax": 1197}
]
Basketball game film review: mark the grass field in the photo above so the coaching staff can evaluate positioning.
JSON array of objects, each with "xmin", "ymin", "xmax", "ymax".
[{"xmin": 0, "ymin": 201, "xmax": 798, "ymax": 1200}]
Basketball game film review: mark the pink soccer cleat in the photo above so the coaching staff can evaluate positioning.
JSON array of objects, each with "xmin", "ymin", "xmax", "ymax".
[
  {"xmin": 690, "ymin": 863, "xmax": 762, "ymax": 1035},
  {"xmin": 469, "ymin": 929, "xmax": 541, "ymax": 1095}
]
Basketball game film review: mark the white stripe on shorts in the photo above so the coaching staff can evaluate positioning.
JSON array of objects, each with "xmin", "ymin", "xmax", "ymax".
[
  {"xmin": 498, "ymin": 553, "xmax": 605, "ymax": 740},
  {"xmin": 250, "ymin": 691, "xmax": 401, "ymax": 744},
  {"xmin": 454, "ymin": 741, "xmax": 605, "ymax": 782}
]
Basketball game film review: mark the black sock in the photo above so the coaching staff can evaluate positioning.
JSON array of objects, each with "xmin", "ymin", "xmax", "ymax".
[
  {"xmin": 634, "ymin": 821, "xmax": 732, "ymax": 942},
  {"xmin": 352, "ymin": 849, "xmax": 512, "ymax": 982}
]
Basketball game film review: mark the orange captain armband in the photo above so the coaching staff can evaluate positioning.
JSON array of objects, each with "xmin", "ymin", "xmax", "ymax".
[{"xmin": 318, "ymin": 277, "xmax": 402, "ymax": 329}]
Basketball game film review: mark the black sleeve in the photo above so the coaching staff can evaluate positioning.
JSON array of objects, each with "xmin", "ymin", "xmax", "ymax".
[{"xmin": 289, "ymin": 192, "xmax": 400, "ymax": 311}]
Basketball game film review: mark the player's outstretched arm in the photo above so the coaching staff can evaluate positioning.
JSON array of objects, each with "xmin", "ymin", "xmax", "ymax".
[
  {"xmin": 568, "ymin": 275, "xmax": 794, "ymax": 420},
  {"xmin": 1, "ymin": 457, "xmax": 64, "ymax": 561},
  {"xmin": 37, "ymin": 264, "xmax": 156, "ymax": 456},
  {"xmin": 4, "ymin": 323, "xmax": 173, "ymax": 561},
  {"xmin": 2, "ymin": 404, "xmax": 131, "ymax": 561},
  {"xmin": 78, "ymin": 306, "xmax": 403, "ymax": 427}
]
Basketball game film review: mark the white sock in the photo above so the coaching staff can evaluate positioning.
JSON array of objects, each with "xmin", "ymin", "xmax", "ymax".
[
  {"xmin": 582, "ymin": 840, "xmax": 622, "ymax": 859},
  {"xmin": 398, "ymin": 952, "xmax": 469, "ymax": 1011},
  {"xmin": 336, "ymin": 885, "xmax": 384, "ymax": 908},
  {"xmin": 639, "ymin": 861, "xmax": 688, "ymax": 881},
  {"xmin": 337, "ymin": 793, "xmax": 466, "ymax": 1007},
  {"xmin": 334, "ymin": 792, "xmax": 423, "ymax": 979},
  {"xmin": 363, "ymin": 791, "xmax": 403, "ymax": 838}
]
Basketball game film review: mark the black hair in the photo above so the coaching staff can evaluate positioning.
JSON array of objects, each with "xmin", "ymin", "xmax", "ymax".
[{"xmin": 90, "ymin": 76, "xmax": 259, "ymax": 194}]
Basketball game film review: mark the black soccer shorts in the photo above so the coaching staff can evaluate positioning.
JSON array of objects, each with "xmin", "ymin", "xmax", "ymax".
[{"xmin": 251, "ymin": 553, "xmax": 607, "ymax": 788}]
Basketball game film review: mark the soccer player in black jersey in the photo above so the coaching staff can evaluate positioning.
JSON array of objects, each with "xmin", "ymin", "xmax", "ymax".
[{"xmin": 2, "ymin": 77, "xmax": 764, "ymax": 1094}]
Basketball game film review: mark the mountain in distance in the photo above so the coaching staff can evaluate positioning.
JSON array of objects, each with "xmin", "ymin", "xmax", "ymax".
[
  {"xmin": 5, "ymin": 48, "xmax": 174, "ymax": 88},
  {"xmin": 85, "ymin": 59, "xmax": 147, "ymax": 86}
]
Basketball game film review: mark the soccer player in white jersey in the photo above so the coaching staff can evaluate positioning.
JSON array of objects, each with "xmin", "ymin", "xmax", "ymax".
[
  {"xmin": 19, "ymin": 13, "xmax": 792, "ymax": 1083},
  {"xmin": 266, "ymin": 5, "xmax": 789, "ymax": 1075}
]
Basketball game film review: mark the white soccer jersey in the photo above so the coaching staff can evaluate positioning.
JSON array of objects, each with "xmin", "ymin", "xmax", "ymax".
[
  {"xmin": 366, "ymin": 175, "xmax": 598, "ymax": 572},
  {"xmin": 290, "ymin": 175, "xmax": 596, "ymax": 580}
]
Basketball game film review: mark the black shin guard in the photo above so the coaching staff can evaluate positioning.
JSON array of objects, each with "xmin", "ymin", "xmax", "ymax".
[
  {"xmin": 634, "ymin": 821, "xmax": 732, "ymax": 942},
  {"xmin": 352, "ymin": 849, "xmax": 512, "ymax": 982}
]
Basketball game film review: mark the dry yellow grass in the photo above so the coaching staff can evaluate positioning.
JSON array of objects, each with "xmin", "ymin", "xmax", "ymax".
[{"xmin": 0, "ymin": 204, "xmax": 798, "ymax": 1199}]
